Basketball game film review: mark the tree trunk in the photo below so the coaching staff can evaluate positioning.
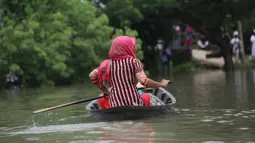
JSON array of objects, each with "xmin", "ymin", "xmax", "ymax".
[
  {"xmin": 222, "ymin": 45, "xmax": 234, "ymax": 70},
  {"xmin": 141, "ymin": 42, "xmax": 159, "ymax": 75},
  {"xmin": 237, "ymin": 20, "xmax": 245, "ymax": 64}
]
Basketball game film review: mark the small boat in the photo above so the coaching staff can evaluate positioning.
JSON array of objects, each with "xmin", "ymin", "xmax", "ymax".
[{"xmin": 86, "ymin": 87, "xmax": 176, "ymax": 121}]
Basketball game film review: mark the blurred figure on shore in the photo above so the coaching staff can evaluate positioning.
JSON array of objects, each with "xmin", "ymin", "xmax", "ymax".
[
  {"xmin": 6, "ymin": 71, "xmax": 20, "ymax": 101},
  {"xmin": 172, "ymin": 25, "xmax": 181, "ymax": 49},
  {"xmin": 155, "ymin": 39, "xmax": 164, "ymax": 73},
  {"xmin": 249, "ymin": 29, "xmax": 255, "ymax": 61},
  {"xmin": 197, "ymin": 35, "xmax": 209, "ymax": 49},
  {"xmin": 160, "ymin": 47, "xmax": 171, "ymax": 77},
  {"xmin": 184, "ymin": 25, "xmax": 193, "ymax": 49},
  {"xmin": 230, "ymin": 31, "xmax": 240, "ymax": 63}
]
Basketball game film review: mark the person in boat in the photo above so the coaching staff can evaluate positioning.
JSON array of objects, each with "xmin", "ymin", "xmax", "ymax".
[
  {"xmin": 96, "ymin": 83, "xmax": 147, "ymax": 109},
  {"xmin": 89, "ymin": 36, "xmax": 170, "ymax": 109}
]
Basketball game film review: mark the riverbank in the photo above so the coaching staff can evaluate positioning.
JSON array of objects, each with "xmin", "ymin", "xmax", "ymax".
[
  {"xmin": 1, "ymin": 58, "xmax": 254, "ymax": 93},
  {"xmin": 172, "ymin": 60, "xmax": 221, "ymax": 73},
  {"xmin": 173, "ymin": 58, "xmax": 255, "ymax": 74},
  {"xmin": 235, "ymin": 56, "xmax": 255, "ymax": 69},
  {"xmin": 190, "ymin": 48, "xmax": 255, "ymax": 70},
  {"xmin": 172, "ymin": 60, "xmax": 208, "ymax": 73}
]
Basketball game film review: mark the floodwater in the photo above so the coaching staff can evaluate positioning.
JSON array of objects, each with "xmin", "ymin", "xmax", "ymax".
[{"xmin": 0, "ymin": 69, "xmax": 255, "ymax": 143}]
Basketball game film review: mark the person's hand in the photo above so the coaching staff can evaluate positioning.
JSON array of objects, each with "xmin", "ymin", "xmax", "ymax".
[
  {"xmin": 161, "ymin": 79, "xmax": 171, "ymax": 88},
  {"xmin": 136, "ymin": 82, "xmax": 145, "ymax": 89},
  {"xmin": 101, "ymin": 89, "xmax": 110, "ymax": 96}
]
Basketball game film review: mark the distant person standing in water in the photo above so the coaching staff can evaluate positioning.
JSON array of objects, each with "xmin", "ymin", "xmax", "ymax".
[
  {"xmin": 249, "ymin": 29, "xmax": 255, "ymax": 61},
  {"xmin": 230, "ymin": 31, "xmax": 240, "ymax": 63},
  {"xmin": 184, "ymin": 25, "xmax": 193, "ymax": 49},
  {"xmin": 6, "ymin": 71, "xmax": 20, "ymax": 100},
  {"xmin": 197, "ymin": 35, "xmax": 209, "ymax": 49},
  {"xmin": 172, "ymin": 25, "xmax": 181, "ymax": 49},
  {"xmin": 160, "ymin": 47, "xmax": 171, "ymax": 77}
]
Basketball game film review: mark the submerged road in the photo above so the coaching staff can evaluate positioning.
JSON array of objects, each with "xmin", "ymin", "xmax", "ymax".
[{"xmin": 192, "ymin": 49, "xmax": 225, "ymax": 68}]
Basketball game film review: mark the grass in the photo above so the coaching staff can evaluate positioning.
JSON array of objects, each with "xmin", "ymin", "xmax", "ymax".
[
  {"xmin": 235, "ymin": 61, "xmax": 255, "ymax": 69},
  {"xmin": 172, "ymin": 60, "xmax": 207, "ymax": 73},
  {"xmin": 172, "ymin": 58, "xmax": 255, "ymax": 73},
  {"xmin": 234, "ymin": 55, "xmax": 255, "ymax": 69}
]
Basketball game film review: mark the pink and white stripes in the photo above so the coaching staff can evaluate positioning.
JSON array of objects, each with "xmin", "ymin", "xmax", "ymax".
[{"xmin": 109, "ymin": 58, "xmax": 144, "ymax": 107}]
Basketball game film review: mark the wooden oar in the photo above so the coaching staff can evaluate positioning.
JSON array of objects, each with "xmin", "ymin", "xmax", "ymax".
[
  {"xmin": 32, "ymin": 86, "xmax": 151, "ymax": 114},
  {"xmin": 32, "ymin": 94, "xmax": 107, "ymax": 114},
  {"xmin": 32, "ymin": 80, "xmax": 173, "ymax": 114}
]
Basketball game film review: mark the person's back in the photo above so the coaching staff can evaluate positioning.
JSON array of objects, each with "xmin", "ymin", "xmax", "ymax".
[
  {"xmin": 89, "ymin": 36, "xmax": 170, "ymax": 109},
  {"xmin": 110, "ymin": 58, "xmax": 144, "ymax": 107}
]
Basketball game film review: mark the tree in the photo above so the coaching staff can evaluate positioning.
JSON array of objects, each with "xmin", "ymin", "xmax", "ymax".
[
  {"xmin": 95, "ymin": 0, "xmax": 255, "ymax": 71},
  {"xmin": 0, "ymin": 0, "xmax": 142, "ymax": 88},
  {"xmin": 175, "ymin": 0, "xmax": 255, "ymax": 70},
  {"xmin": 98, "ymin": 0, "xmax": 178, "ymax": 73}
]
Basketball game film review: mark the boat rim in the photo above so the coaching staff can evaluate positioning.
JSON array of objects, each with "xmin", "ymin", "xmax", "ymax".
[{"xmin": 85, "ymin": 87, "xmax": 176, "ymax": 112}]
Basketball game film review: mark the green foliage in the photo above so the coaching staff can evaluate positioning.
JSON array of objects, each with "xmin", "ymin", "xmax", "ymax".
[
  {"xmin": 100, "ymin": 0, "xmax": 255, "ymax": 71},
  {"xmin": 2, "ymin": 0, "xmax": 255, "ymax": 87},
  {"xmin": 0, "ymin": 0, "xmax": 142, "ymax": 87},
  {"xmin": 173, "ymin": 60, "xmax": 205, "ymax": 73},
  {"xmin": 103, "ymin": 0, "xmax": 143, "ymax": 27}
]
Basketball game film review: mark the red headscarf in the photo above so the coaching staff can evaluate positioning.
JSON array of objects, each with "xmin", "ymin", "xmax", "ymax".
[
  {"xmin": 97, "ymin": 36, "xmax": 136, "ymax": 88},
  {"xmin": 109, "ymin": 36, "xmax": 136, "ymax": 59}
]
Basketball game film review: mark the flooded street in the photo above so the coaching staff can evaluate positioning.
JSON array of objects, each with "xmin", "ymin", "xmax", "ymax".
[{"xmin": 0, "ymin": 69, "xmax": 255, "ymax": 143}]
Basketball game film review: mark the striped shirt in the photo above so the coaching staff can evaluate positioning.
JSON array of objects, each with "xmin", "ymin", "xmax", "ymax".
[
  {"xmin": 110, "ymin": 58, "xmax": 144, "ymax": 107},
  {"xmin": 89, "ymin": 58, "xmax": 148, "ymax": 107}
]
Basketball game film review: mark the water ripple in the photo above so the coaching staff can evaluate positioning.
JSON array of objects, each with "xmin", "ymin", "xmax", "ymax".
[{"xmin": 7, "ymin": 122, "xmax": 107, "ymax": 135}]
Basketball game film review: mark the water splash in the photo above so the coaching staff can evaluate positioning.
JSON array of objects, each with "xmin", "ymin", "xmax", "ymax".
[
  {"xmin": 30, "ymin": 111, "xmax": 61, "ymax": 128},
  {"xmin": 239, "ymin": 127, "xmax": 249, "ymax": 130},
  {"xmin": 47, "ymin": 111, "xmax": 59, "ymax": 125},
  {"xmin": 32, "ymin": 114, "xmax": 37, "ymax": 127},
  {"xmin": 201, "ymin": 119, "xmax": 214, "ymax": 122},
  {"xmin": 202, "ymin": 141, "xmax": 224, "ymax": 143},
  {"xmin": 216, "ymin": 120, "xmax": 233, "ymax": 124}
]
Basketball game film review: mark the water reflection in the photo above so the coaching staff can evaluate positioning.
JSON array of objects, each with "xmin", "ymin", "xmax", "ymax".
[
  {"xmin": 7, "ymin": 86, "xmax": 20, "ymax": 102},
  {"xmin": 233, "ymin": 70, "xmax": 248, "ymax": 108},
  {"xmin": 171, "ymin": 70, "xmax": 255, "ymax": 109},
  {"xmin": 4, "ymin": 121, "xmax": 156, "ymax": 143},
  {"xmin": 2, "ymin": 109, "xmax": 255, "ymax": 143},
  {"xmin": 99, "ymin": 122, "xmax": 155, "ymax": 143},
  {"xmin": 253, "ymin": 70, "xmax": 255, "ymax": 88},
  {"xmin": 172, "ymin": 108, "xmax": 255, "ymax": 142},
  {"xmin": 7, "ymin": 122, "xmax": 105, "ymax": 135},
  {"xmin": 193, "ymin": 70, "xmax": 226, "ymax": 108}
]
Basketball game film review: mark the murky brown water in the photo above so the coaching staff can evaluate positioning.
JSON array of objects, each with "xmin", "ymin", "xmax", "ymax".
[{"xmin": 0, "ymin": 69, "xmax": 255, "ymax": 143}]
